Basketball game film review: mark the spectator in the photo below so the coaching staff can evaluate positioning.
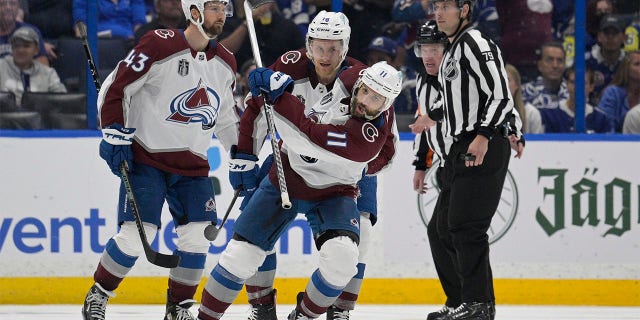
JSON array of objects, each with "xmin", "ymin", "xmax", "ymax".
[
  {"xmin": 551, "ymin": 0, "xmax": 573, "ymax": 41},
  {"xmin": 277, "ymin": 0, "xmax": 318, "ymax": 37},
  {"xmin": 233, "ymin": 58, "xmax": 255, "ymax": 108},
  {"xmin": 622, "ymin": 103, "xmax": 640, "ymax": 133},
  {"xmin": 0, "ymin": 26, "xmax": 66, "ymax": 106},
  {"xmin": 496, "ymin": 0, "xmax": 553, "ymax": 83},
  {"xmin": 365, "ymin": 35, "xmax": 397, "ymax": 67},
  {"xmin": 522, "ymin": 42, "xmax": 569, "ymax": 109},
  {"xmin": 219, "ymin": 1, "xmax": 303, "ymax": 67},
  {"xmin": 342, "ymin": 0, "xmax": 393, "ymax": 63},
  {"xmin": 587, "ymin": 14, "xmax": 628, "ymax": 104},
  {"xmin": 134, "ymin": 0, "xmax": 187, "ymax": 44},
  {"xmin": 505, "ymin": 64, "xmax": 543, "ymax": 134},
  {"xmin": 0, "ymin": 0, "xmax": 49, "ymax": 65},
  {"xmin": 391, "ymin": 0, "xmax": 431, "ymax": 75},
  {"xmin": 366, "ymin": 35, "xmax": 417, "ymax": 115},
  {"xmin": 586, "ymin": 0, "xmax": 615, "ymax": 50},
  {"xmin": 473, "ymin": 0, "xmax": 500, "ymax": 42},
  {"xmin": 72, "ymin": 0, "xmax": 146, "ymax": 40},
  {"xmin": 538, "ymin": 67, "xmax": 611, "ymax": 133},
  {"xmin": 597, "ymin": 50, "xmax": 640, "ymax": 132},
  {"xmin": 25, "ymin": 0, "xmax": 74, "ymax": 39}
]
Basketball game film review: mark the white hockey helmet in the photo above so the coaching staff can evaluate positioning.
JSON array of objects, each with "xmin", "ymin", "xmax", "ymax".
[
  {"xmin": 305, "ymin": 10, "xmax": 351, "ymax": 61},
  {"xmin": 182, "ymin": 0, "xmax": 232, "ymax": 39},
  {"xmin": 354, "ymin": 61, "xmax": 403, "ymax": 120}
]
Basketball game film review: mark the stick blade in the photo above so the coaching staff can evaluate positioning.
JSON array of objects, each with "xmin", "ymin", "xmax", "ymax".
[
  {"xmin": 203, "ymin": 224, "xmax": 220, "ymax": 241},
  {"xmin": 143, "ymin": 245, "xmax": 181, "ymax": 268},
  {"xmin": 246, "ymin": 0, "xmax": 275, "ymax": 9}
]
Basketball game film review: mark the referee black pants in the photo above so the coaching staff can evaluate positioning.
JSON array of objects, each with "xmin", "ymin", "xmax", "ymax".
[{"xmin": 427, "ymin": 134, "xmax": 510, "ymax": 305}]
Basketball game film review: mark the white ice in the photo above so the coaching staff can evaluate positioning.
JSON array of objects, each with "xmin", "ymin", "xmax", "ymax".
[{"xmin": 1, "ymin": 304, "xmax": 639, "ymax": 320}]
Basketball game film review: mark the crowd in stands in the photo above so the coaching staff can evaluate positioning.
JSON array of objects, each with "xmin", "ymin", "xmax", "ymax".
[{"xmin": 0, "ymin": 0, "xmax": 639, "ymax": 133}]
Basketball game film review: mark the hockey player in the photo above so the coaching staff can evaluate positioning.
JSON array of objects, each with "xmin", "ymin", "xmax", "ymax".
[
  {"xmin": 196, "ymin": 61, "xmax": 402, "ymax": 320},
  {"xmin": 82, "ymin": 1, "xmax": 239, "ymax": 320},
  {"xmin": 237, "ymin": 10, "xmax": 397, "ymax": 320}
]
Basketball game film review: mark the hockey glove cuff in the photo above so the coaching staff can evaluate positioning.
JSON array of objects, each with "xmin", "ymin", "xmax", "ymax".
[
  {"xmin": 99, "ymin": 124, "xmax": 136, "ymax": 176},
  {"xmin": 229, "ymin": 145, "xmax": 259, "ymax": 197}
]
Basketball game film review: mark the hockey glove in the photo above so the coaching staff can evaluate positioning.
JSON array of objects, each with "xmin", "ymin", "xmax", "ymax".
[
  {"xmin": 239, "ymin": 153, "xmax": 274, "ymax": 210},
  {"xmin": 99, "ymin": 123, "xmax": 136, "ymax": 176},
  {"xmin": 229, "ymin": 145, "xmax": 259, "ymax": 197},
  {"xmin": 248, "ymin": 67, "xmax": 293, "ymax": 104}
]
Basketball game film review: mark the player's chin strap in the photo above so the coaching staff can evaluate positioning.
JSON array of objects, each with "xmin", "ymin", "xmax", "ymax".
[
  {"xmin": 194, "ymin": 17, "xmax": 217, "ymax": 40},
  {"xmin": 445, "ymin": 7, "xmax": 469, "ymax": 38},
  {"xmin": 188, "ymin": 8, "xmax": 217, "ymax": 40}
]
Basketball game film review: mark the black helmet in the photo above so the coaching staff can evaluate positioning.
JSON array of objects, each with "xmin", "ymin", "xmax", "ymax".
[
  {"xmin": 416, "ymin": 20, "xmax": 448, "ymax": 45},
  {"xmin": 414, "ymin": 20, "xmax": 448, "ymax": 57}
]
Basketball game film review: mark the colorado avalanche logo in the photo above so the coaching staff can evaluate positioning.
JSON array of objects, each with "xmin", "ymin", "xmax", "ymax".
[
  {"xmin": 443, "ymin": 57, "xmax": 459, "ymax": 82},
  {"xmin": 361, "ymin": 122, "xmax": 379, "ymax": 143},
  {"xmin": 307, "ymin": 108, "xmax": 327, "ymax": 123},
  {"xmin": 154, "ymin": 29, "xmax": 175, "ymax": 39},
  {"xmin": 166, "ymin": 79, "xmax": 220, "ymax": 130},
  {"xmin": 281, "ymin": 50, "xmax": 302, "ymax": 64}
]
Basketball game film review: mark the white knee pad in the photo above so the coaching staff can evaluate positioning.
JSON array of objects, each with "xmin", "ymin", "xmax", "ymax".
[
  {"xmin": 218, "ymin": 239, "xmax": 267, "ymax": 280},
  {"xmin": 175, "ymin": 222, "xmax": 211, "ymax": 254},
  {"xmin": 358, "ymin": 214, "xmax": 373, "ymax": 264},
  {"xmin": 318, "ymin": 236, "xmax": 359, "ymax": 287},
  {"xmin": 112, "ymin": 221, "xmax": 158, "ymax": 257}
]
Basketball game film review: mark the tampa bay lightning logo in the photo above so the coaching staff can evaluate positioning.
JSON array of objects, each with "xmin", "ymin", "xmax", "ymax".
[
  {"xmin": 166, "ymin": 79, "xmax": 220, "ymax": 130},
  {"xmin": 443, "ymin": 57, "xmax": 459, "ymax": 82}
]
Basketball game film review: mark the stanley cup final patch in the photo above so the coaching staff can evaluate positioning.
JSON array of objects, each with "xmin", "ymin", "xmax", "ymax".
[{"xmin": 178, "ymin": 59, "xmax": 189, "ymax": 76}]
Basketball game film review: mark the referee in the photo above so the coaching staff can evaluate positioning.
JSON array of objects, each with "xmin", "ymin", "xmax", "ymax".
[{"xmin": 429, "ymin": 1, "xmax": 514, "ymax": 320}]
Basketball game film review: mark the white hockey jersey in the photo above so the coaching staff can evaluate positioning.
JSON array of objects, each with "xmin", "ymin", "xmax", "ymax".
[{"xmin": 98, "ymin": 29, "xmax": 240, "ymax": 176}]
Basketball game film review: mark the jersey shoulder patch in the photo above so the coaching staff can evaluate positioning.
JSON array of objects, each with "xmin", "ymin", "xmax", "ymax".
[{"xmin": 271, "ymin": 50, "xmax": 310, "ymax": 81}]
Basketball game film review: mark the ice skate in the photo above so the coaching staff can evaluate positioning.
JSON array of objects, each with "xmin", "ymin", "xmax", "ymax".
[
  {"xmin": 164, "ymin": 298, "xmax": 196, "ymax": 320},
  {"xmin": 288, "ymin": 292, "xmax": 311, "ymax": 320},
  {"xmin": 248, "ymin": 289, "xmax": 277, "ymax": 320},
  {"xmin": 82, "ymin": 283, "xmax": 115, "ymax": 320},
  {"xmin": 427, "ymin": 305, "xmax": 453, "ymax": 320},
  {"xmin": 326, "ymin": 305, "xmax": 349, "ymax": 320},
  {"xmin": 446, "ymin": 302, "xmax": 491, "ymax": 320}
]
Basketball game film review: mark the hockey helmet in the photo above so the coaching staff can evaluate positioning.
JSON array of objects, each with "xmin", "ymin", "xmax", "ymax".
[
  {"xmin": 306, "ymin": 10, "xmax": 351, "ymax": 61},
  {"xmin": 353, "ymin": 61, "xmax": 403, "ymax": 120},
  {"xmin": 182, "ymin": 0, "xmax": 232, "ymax": 39},
  {"xmin": 414, "ymin": 20, "xmax": 448, "ymax": 57}
]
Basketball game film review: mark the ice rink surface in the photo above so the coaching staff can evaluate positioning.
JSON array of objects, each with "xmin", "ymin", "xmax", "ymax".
[{"xmin": 2, "ymin": 304, "xmax": 639, "ymax": 320}]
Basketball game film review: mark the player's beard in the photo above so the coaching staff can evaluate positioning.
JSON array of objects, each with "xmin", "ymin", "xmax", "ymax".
[
  {"xmin": 203, "ymin": 20, "xmax": 225, "ymax": 38},
  {"xmin": 350, "ymin": 97, "xmax": 374, "ymax": 120}
]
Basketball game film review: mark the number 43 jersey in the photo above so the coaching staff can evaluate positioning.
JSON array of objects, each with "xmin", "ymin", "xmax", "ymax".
[{"xmin": 98, "ymin": 29, "xmax": 240, "ymax": 177}]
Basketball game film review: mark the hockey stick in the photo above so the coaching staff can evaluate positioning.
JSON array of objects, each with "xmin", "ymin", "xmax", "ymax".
[
  {"xmin": 203, "ymin": 188, "xmax": 241, "ymax": 241},
  {"xmin": 243, "ymin": 0, "xmax": 292, "ymax": 209},
  {"xmin": 119, "ymin": 163, "xmax": 180, "ymax": 268},
  {"xmin": 77, "ymin": 21, "xmax": 180, "ymax": 268},
  {"xmin": 75, "ymin": 21, "xmax": 102, "ymax": 92}
]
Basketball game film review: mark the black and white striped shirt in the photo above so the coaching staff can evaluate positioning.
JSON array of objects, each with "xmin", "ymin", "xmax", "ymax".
[
  {"xmin": 413, "ymin": 73, "xmax": 452, "ymax": 169},
  {"xmin": 438, "ymin": 24, "xmax": 513, "ymax": 139}
]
